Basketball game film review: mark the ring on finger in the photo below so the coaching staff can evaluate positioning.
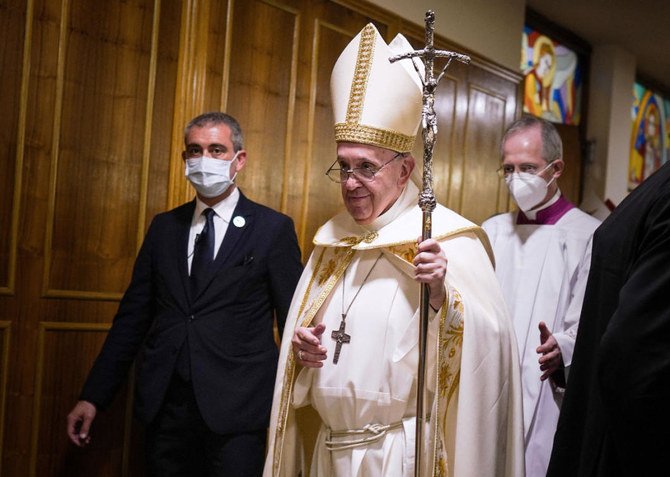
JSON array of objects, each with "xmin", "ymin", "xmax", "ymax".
[{"xmin": 298, "ymin": 349, "xmax": 304, "ymax": 361}]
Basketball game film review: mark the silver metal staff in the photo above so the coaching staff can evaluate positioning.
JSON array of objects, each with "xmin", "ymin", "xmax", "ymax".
[{"xmin": 389, "ymin": 10, "xmax": 470, "ymax": 476}]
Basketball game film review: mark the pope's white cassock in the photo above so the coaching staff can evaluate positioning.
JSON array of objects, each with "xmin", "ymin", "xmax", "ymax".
[
  {"xmin": 264, "ymin": 181, "xmax": 525, "ymax": 476},
  {"xmin": 482, "ymin": 197, "xmax": 600, "ymax": 477}
]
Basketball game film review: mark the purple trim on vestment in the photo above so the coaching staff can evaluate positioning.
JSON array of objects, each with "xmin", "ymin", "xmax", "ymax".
[{"xmin": 517, "ymin": 195, "xmax": 575, "ymax": 225}]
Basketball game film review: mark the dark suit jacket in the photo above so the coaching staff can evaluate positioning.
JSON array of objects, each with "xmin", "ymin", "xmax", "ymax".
[
  {"xmin": 547, "ymin": 162, "xmax": 670, "ymax": 476},
  {"xmin": 80, "ymin": 191, "xmax": 303, "ymax": 434}
]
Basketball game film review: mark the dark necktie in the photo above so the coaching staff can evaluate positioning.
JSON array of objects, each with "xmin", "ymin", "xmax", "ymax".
[
  {"xmin": 190, "ymin": 208, "xmax": 215, "ymax": 295},
  {"xmin": 177, "ymin": 208, "xmax": 216, "ymax": 381}
]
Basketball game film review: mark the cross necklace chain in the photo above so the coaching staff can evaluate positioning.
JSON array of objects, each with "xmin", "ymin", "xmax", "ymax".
[{"xmin": 331, "ymin": 253, "xmax": 383, "ymax": 364}]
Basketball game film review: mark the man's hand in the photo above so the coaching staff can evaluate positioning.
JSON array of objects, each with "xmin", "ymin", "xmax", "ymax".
[
  {"xmin": 414, "ymin": 238, "xmax": 448, "ymax": 311},
  {"xmin": 537, "ymin": 321, "xmax": 564, "ymax": 382},
  {"xmin": 292, "ymin": 323, "xmax": 327, "ymax": 368},
  {"xmin": 66, "ymin": 400, "xmax": 97, "ymax": 447}
]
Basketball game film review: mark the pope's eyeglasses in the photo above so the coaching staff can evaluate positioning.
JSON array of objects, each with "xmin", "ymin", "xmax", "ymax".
[{"xmin": 326, "ymin": 152, "xmax": 406, "ymax": 183}]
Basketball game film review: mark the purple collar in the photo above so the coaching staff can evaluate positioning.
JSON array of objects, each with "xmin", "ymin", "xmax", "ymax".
[{"xmin": 517, "ymin": 195, "xmax": 575, "ymax": 225}]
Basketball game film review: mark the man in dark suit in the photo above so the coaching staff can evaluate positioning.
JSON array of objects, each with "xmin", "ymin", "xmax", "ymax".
[
  {"xmin": 547, "ymin": 161, "xmax": 670, "ymax": 476},
  {"xmin": 66, "ymin": 112, "xmax": 303, "ymax": 476}
]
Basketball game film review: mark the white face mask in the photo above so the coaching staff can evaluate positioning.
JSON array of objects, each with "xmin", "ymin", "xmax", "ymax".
[
  {"xmin": 185, "ymin": 152, "xmax": 239, "ymax": 198},
  {"xmin": 504, "ymin": 162, "xmax": 555, "ymax": 212}
]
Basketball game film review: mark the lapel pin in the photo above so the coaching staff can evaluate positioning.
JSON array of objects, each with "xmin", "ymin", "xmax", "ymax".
[{"xmin": 233, "ymin": 216, "xmax": 246, "ymax": 228}]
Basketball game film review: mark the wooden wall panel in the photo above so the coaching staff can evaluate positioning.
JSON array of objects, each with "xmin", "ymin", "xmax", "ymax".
[
  {"xmin": 555, "ymin": 123, "xmax": 583, "ymax": 205},
  {"xmin": 464, "ymin": 64, "xmax": 521, "ymax": 219},
  {"xmin": 228, "ymin": 0, "xmax": 301, "ymax": 213},
  {"xmin": 0, "ymin": 0, "xmax": 26, "ymax": 294},
  {"xmin": 45, "ymin": 0, "xmax": 157, "ymax": 298},
  {"xmin": 31, "ymin": 323, "xmax": 133, "ymax": 477},
  {"xmin": 202, "ymin": 0, "xmax": 229, "ymax": 111},
  {"xmin": 146, "ymin": 0, "xmax": 181, "ymax": 223},
  {"xmin": 1, "ymin": 0, "xmax": 177, "ymax": 474},
  {"xmin": 21, "ymin": 0, "xmax": 61, "ymax": 269},
  {"xmin": 459, "ymin": 85, "xmax": 509, "ymax": 224},
  {"xmin": 0, "ymin": 323, "xmax": 10, "ymax": 468}
]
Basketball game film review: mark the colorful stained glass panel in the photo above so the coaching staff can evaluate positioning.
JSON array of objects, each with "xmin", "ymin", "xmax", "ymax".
[{"xmin": 521, "ymin": 25, "xmax": 583, "ymax": 125}]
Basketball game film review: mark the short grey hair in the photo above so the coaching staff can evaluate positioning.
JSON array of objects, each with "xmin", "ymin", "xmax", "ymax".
[
  {"xmin": 184, "ymin": 112, "xmax": 244, "ymax": 152},
  {"xmin": 501, "ymin": 115, "xmax": 562, "ymax": 163}
]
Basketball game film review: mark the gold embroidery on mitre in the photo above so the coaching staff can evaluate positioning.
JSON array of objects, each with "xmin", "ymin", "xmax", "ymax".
[
  {"xmin": 336, "ymin": 24, "xmax": 416, "ymax": 152},
  {"xmin": 345, "ymin": 23, "xmax": 375, "ymax": 125},
  {"xmin": 334, "ymin": 123, "xmax": 416, "ymax": 153}
]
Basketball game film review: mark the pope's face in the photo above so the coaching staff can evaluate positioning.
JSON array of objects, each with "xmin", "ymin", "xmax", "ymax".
[{"xmin": 336, "ymin": 142, "xmax": 414, "ymax": 224}]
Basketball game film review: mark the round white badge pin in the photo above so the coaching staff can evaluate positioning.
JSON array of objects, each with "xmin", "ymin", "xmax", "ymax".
[{"xmin": 233, "ymin": 216, "xmax": 246, "ymax": 228}]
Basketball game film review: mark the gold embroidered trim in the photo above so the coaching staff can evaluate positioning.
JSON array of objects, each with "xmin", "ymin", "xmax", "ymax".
[
  {"xmin": 338, "ymin": 236, "xmax": 362, "ymax": 246},
  {"xmin": 345, "ymin": 24, "xmax": 375, "ymax": 125},
  {"xmin": 439, "ymin": 288, "xmax": 463, "ymax": 404},
  {"xmin": 337, "ymin": 231, "xmax": 378, "ymax": 245},
  {"xmin": 388, "ymin": 242, "xmax": 418, "ymax": 264},
  {"xmin": 348, "ymin": 225, "xmax": 486, "ymax": 251},
  {"xmin": 273, "ymin": 248, "xmax": 328, "ymax": 474},
  {"xmin": 272, "ymin": 246, "xmax": 357, "ymax": 474},
  {"xmin": 273, "ymin": 350, "xmax": 295, "ymax": 474},
  {"xmin": 335, "ymin": 122, "xmax": 415, "ymax": 153},
  {"xmin": 433, "ymin": 286, "xmax": 464, "ymax": 476},
  {"xmin": 298, "ymin": 248, "xmax": 327, "ymax": 319}
]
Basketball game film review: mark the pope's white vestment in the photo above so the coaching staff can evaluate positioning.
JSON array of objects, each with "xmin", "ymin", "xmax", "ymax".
[
  {"xmin": 264, "ymin": 182, "xmax": 524, "ymax": 476},
  {"xmin": 482, "ymin": 205, "xmax": 600, "ymax": 477}
]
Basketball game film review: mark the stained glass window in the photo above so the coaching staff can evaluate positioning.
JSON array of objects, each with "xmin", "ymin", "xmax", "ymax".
[
  {"xmin": 628, "ymin": 82, "xmax": 670, "ymax": 190},
  {"xmin": 522, "ymin": 25, "xmax": 583, "ymax": 125}
]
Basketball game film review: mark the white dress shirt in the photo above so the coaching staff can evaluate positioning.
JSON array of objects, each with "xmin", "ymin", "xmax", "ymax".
[{"xmin": 187, "ymin": 187, "xmax": 240, "ymax": 274}]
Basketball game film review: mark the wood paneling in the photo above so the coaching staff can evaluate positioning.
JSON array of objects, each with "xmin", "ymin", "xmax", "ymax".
[
  {"xmin": 31, "ymin": 323, "xmax": 134, "ymax": 476},
  {"xmin": 228, "ymin": 0, "xmax": 301, "ymax": 213},
  {"xmin": 0, "ymin": 0, "xmax": 28, "ymax": 295},
  {"xmin": 460, "ymin": 84, "xmax": 509, "ymax": 223},
  {"xmin": 0, "ymin": 322, "xmax": 10, "ymax": 468},
  {"xmin": 0, "ymin": 0, "xmax": 524, "ymax": 475},
  {"xmin": 44, "ymin": 0, "xmax": 157, "ymax": 299},
  {"xmin": 555, "ymin": 123, "xmax": 583, "ymax": 204}
]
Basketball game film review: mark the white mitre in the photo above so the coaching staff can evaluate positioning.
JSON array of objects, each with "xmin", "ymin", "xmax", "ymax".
[{"xmin": 330, "ymin": 23, "xmax": 424, "ymax": 153}]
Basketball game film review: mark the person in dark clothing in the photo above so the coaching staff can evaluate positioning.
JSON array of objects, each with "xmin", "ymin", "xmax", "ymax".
[
  {"xmin": 66, "ymin": 112, "xmax": 303, "ymax": 476},
  {"xmin": 547, "ymin": 161, "xmax": 670, "ymax": 476}
]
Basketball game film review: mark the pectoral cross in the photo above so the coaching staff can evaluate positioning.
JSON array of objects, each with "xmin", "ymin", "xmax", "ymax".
[{"xmin": 331, "ymin": 316, "xmax": 351, "ymax": 364}]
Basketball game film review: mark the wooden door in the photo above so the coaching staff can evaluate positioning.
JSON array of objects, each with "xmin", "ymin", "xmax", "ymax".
[{"xmin": 554, "ymin": 123, "xmax": 584, "ymax": 204}]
